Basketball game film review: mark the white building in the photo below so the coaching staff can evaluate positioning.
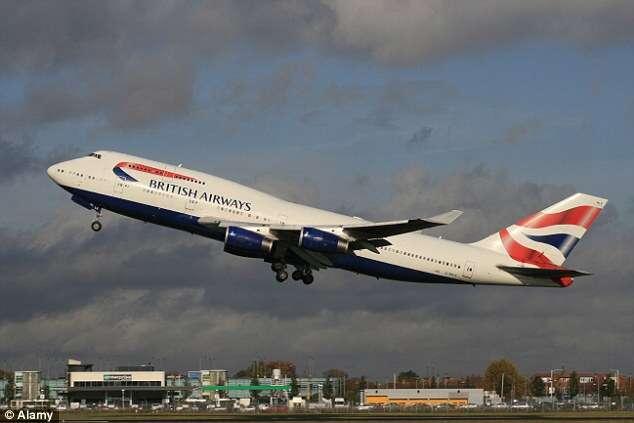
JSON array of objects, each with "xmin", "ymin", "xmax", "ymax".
[
  {"xmin": 68, "ymin": 368, "xmax": 166, "ymax": 406},
  {"xmin": 14, "ymin": 371, "xmax": 40, "ymax": 401}
]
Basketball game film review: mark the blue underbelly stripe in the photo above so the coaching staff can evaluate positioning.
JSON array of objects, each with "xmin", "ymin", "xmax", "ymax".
[
  {"xmin": 66, "ymin": 187, "xmax": 225, "ymax": 241},
  {"xmin": 329, "ymin": 254, "xmax": 465, "ymax": 284}
]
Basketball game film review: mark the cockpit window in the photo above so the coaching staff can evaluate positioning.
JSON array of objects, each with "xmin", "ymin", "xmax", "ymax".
[{"xmin": 87, "ymin": 152, "xmax": 102, "ymax": 159}]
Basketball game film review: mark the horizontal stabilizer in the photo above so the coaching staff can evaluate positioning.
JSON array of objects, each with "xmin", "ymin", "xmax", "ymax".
[{"xmin": 497, "ymin": 265, "xmax": 591, "ymax": 278}]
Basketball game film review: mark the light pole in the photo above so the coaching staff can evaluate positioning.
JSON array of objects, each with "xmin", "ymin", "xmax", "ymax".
[
  {"xmin": 550, "ymin": 368, "xmax": 563, "ymax": 409},
  {"xmin": 501, "ymin": 373, "xmax": 505, "ymax": 405},
  {"xmin": 628, "ymin": 375, "xmax": 634, "ymax": 410},
  {"xmin": 609, "ymin": 369, "xmax": 620, "ymax": 409},
  {"xmin": 594, "ymin": 374, "xmax": 601, "ymax": 405}
]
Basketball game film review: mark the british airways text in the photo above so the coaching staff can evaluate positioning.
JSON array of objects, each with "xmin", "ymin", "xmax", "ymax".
[{"xmin": 148, "ymin": 179, "xmax": 252, "ymax": 211}]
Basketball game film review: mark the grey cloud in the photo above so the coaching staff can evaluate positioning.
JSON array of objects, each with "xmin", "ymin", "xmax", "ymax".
[
  {"xmin": 4, "ymin": 1, "xmax": 634, "ymax": 73},
  {"xmin": 3, "ymin": 1, "xmax": 634, "ymax": 132},
  {"xmin": 408, "ymin": 126, "xmax": 434, "ymax": 145},
  {"xmin": 359, "ymin": 80, "xmax": 456, "ymax": 130},
  {"xmin": 300, "ymin": 109, "xmax": 322, "ymax": 125},
  {"xmin": 218, "ymin": 62, "xmax": 316, "ymax": 122},
  {"xmin": 1, "ymin": 259, "xmax": 632, "ymax": 377},
  {"xmin": 294, "ymin": 83, "xmax": 367, "ymax": 125},
  {"xmin": 214, "ymin": 62, "xmax": 370, "ymax": 129},
  {"xmin": 0, "ymin": 135, "xmax": 78, "ymax": 182},
  {"xmin": 5, "ymin": 55, "xmax": 194, "ymax": 130},
  {"xmin": 250, "ymin": 174, "xmax": 321, "ymax": 207},
  {"xmin": 327, "ymin": 0, "xmax": 634, "ymax": 65},
  {"xmin": 381, "ymin": 81, "xmax": 455, "ymax": 114},
  {"xmin": 321, "ymin": 83, "xmax": 365, "ymax": 107},
  {"xmin": 255, "ymin": 62, "xmax": 316, "ymax": 110},
  {"xmin": 496, "ymin": 118, "xmax": 543, "ymax": 145},
  {"xmin": 104, "ymin": 56, "xmax": 195, "ymax": 129},
  {"xmin": 0, "ymin": 136, "xmax": 39, "ymax": 180},
  {"xmin": 357, "ymin": 108, "xmax": 398, "ymax": 130},
  {"xmin": 372, "ymin": 165, "xmax": 619, "ymax": 244}
]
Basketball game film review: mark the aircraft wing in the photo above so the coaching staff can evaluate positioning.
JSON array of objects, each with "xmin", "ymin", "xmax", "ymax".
[
  {"xmin": 197, "ymin": 209, "xmax": 462, "ymax": 257},
  {"xmin": 199, "ymin": 209, "xmax": 461, "ymax": 238}
]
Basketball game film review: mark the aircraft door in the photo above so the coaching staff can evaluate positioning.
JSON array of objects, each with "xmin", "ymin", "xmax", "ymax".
[{"xmin": 463, "ymin": 260, "xmax": 475, "ymax": 280}]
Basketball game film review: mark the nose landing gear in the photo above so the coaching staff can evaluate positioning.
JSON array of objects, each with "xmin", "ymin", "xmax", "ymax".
[
  {"xmin": 91, "ymin": 207, "xmax": 103, "ymax": 232},
  {"xmin": 91, "ymin": 220, "xmax": 102, "ymax": 232}
]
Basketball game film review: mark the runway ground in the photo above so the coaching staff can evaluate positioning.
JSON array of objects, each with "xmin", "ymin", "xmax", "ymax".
[{"xmin": 58, "ymin": 411, "xmax": 634, "ymax": 422}]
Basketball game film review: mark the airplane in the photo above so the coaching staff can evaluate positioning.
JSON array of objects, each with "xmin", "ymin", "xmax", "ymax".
[{"xmin": 47, "ymin": 151, "xmax": 607, "ymax": 287}]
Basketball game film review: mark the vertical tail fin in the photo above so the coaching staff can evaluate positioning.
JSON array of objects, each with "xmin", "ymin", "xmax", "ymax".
[{"xmin": 473, "ymin": 193, "xmax": 607, "ymax": 267}]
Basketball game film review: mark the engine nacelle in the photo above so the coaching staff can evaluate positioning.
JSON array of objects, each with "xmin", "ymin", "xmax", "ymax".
[
  {"xmin": 224, "ymin": 226, "xmax": 273, "ymax": 257},
  {"xmin": 299, "ymin": 227, "xmax": 349, "ymax": 254}
]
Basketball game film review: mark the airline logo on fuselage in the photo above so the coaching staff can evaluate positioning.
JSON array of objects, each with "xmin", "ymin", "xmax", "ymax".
[
  {"xmin": 112, "ymin": 161, "xmax": 253, "ymax": 212},
  {"xmin": 149, "ymin": 179, "xmax": 252, "ymax": 211}
]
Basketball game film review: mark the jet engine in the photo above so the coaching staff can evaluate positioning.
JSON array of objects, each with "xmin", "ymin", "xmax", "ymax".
[
  {"xmin": 299, "ymin": 227, "xmax": 349, "ymax": 254},
  {"xmin": 224, "ymin": 226, "xmax": 274, "ymax": 257}
]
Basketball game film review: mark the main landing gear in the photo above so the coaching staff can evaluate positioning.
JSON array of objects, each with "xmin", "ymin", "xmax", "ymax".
[
  {"xmin": 272, "ymin": 262, "xmax": 314, "ymax": 285},
  {"xmin": 91, "ymin": 207, "xmax": 103, "ymax": 232},
  {"xmin": 293, "ymin": 268, "xmax": 314, "ymax": 285},
  {"xmin": 272, "ymin": 262, "xmax": 288, "ymax": 283},
  {"xmin": 301, "ymin": 272, "xmax": 314, "ymax": 285}
]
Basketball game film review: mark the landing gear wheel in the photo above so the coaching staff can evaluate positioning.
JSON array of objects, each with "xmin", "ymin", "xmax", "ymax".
[
  {"xmin": 302, "ymin": 273, "xmax": 314, "ymax": 285},
  {"xmin": 271, "ymin": 262, "xmax": 285, "ymax": 272},
  {"xmin": 292, "ymin": 270, "xmax": 303, "ymax": 281},
  {"xmin": 91, "ymin": 220, "xmax": 102, "ymax": 232},
  {"xmin": 275, "ymin": 270, "xmax": 288, "ymax": 283}
]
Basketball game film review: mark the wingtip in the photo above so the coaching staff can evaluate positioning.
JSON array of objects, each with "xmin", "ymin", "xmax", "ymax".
[{"xmin": 430, "ymin": 209, "xmax": 463, "ymax": 225}]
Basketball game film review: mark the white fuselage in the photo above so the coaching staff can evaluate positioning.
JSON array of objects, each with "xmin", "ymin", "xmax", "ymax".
[{"xmin": 47, "ymin": 151, "xmax": 537, "ymax": 287}]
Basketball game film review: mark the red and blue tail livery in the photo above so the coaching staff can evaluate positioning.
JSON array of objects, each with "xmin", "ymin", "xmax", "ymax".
[{"xmin": 474, "ymin": 193, "xmax": 607, "ymax": 287}]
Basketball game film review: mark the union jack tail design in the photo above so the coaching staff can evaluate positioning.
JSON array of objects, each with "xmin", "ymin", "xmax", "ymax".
[{"xmin": 474, "ymin": 193, "xmax": 607, "ymax": 276}]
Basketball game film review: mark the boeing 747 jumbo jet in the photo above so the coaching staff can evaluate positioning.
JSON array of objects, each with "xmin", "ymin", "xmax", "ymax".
[{"xmin": 48, "ymin": 151, "xmax": 607, "ymax": 287}]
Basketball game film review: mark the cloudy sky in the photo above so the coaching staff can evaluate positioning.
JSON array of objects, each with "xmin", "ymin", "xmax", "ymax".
[{"xmin": 1, "ymin": 0, "xmax": 633, "ymax": 380}]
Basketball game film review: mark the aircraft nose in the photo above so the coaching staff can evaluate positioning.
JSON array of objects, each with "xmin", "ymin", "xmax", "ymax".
[{"xmin": 47, "ymin": 164, "xmax": 59, "ymax": 183}]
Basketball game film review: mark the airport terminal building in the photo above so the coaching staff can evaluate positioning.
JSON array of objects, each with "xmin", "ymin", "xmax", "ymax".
[{"xmin": 67, "ymin": 361, "xmax": 172, "ymax": 406}]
